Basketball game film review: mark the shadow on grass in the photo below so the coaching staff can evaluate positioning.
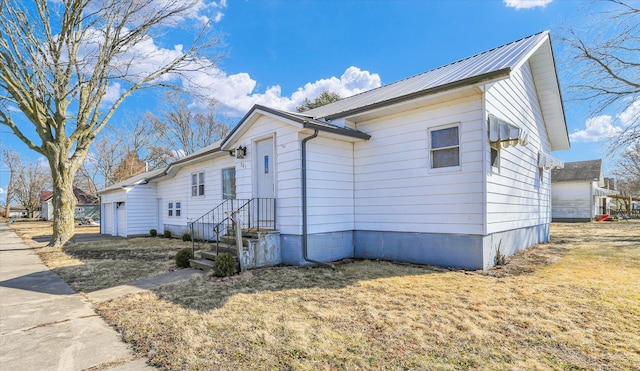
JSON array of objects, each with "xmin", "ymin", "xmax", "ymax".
[
  {"xmin": 151, "ymin": 259, "xmax": 450, "ymax": 313},
  {"xmin": 30, "ymin": 233, "xmax": 122, "ymax": 245}
]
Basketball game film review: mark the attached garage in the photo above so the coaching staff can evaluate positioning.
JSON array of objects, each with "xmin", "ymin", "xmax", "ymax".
[{"xmin": 98, "ymin": 169, "xmax": 164, "ymax": 237}]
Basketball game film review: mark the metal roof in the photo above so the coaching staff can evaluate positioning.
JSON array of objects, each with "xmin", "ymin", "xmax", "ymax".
[
  {"xmin": 552, "ymin": 159, "xmax": 603, "ymax": 183},
  {"xmin": 305, "ymin": 31, "xmax": 549, "ymax": 120}
]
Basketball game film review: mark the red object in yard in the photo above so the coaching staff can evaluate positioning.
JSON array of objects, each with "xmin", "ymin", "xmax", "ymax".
[{"xmin": 597, "ymin": 214, "xmax": 610, "ymax": 222}]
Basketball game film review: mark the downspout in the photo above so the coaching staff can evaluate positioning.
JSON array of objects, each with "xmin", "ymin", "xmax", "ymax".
[{"xmin": 301, "ymin": 128, "xmax": 335, "ymax": 269}]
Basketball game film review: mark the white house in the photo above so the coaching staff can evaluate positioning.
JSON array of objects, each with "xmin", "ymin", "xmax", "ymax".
[
  {"xmin": 99, "ymin": 31, "xmax": 569, "ymax": 270},
  {"xmin": 551, "ymin": 159, "xmax": 613, "ymax": 221}
]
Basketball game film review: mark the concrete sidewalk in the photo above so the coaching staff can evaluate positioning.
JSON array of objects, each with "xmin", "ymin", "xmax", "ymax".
[{"xmin": 0, "ymin": 223, "xmax": 154, "ymax": 370}]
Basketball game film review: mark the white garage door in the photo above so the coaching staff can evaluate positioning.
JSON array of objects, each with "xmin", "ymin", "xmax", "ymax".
[
  {"xmin": 103, "ymin": 203, "xmax": 113, "ymax": 235},
  {"xmin": 117, "ymin": 203, "xmax": 127, "ymax": 237}
]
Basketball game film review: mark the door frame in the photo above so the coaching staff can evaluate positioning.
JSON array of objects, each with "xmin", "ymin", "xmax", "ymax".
[{"xmin": 252, "ymin": 134, "xmax": 277, "ymax": 199}]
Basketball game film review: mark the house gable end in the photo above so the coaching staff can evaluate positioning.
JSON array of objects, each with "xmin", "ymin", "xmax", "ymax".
[{"xmin": 527, "ymin": 36, "xmax": 570, "ymax": 151}]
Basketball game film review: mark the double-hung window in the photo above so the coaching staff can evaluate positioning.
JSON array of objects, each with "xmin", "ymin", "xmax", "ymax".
[
  {"xmin": 168, "ymin": 202, "xmax": 181, "ymax": 217},
  {"xmin": 430, "ymin": 126, "xmax": 460, "ymax": 169},
  {"xmin": 192, "ymin": 172, "xmax": 205, "ymax": 196}
]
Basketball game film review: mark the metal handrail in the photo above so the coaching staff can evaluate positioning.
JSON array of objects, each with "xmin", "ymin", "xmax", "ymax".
[{"xmin": 188, "ymin": 198, "xmax": 276, "ymax": 258}]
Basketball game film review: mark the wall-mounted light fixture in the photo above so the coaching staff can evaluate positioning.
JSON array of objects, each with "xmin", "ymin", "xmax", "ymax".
[{"xmin": 229, "ymin": 145, "xmax": 246, "ymax": 159}]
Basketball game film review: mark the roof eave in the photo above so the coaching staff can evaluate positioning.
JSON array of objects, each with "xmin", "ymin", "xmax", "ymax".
[
  {"xmin": 164, "ymin": 147, "xmax": 224, "ymax": 176},
  {"xmin": 221, "ymin": 105, "xmax": 306, "ymax": 149},
  {"xmin": 303, "ymin": 121, "xmax": 371, "ymax": 140},
  {"xmin": 322, "ymin": 68, "xmax": 512, "ymax": 121}
]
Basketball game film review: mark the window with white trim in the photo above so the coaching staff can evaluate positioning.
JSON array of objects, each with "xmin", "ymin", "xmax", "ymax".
[
  {"xmin": 191, "ymin": 172, "xmax": 205, "ymax": 196},
  {"xmin": 222, "ymin": 167, "xmax": 236, "ymax": 200},
  {"xmin": 168, "ymin": 202, "xmax": 181, "ymax": 217},
  {"xmin": 490, "ymin": 142, "xmax": 500, "ymax": 169},
  {"xmin": 430, "ymin": 126, "xmax": 460, "ymax": 169}
]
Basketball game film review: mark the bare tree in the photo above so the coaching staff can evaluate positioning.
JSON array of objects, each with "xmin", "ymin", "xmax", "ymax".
[
  {"xmin": 112, "ymin": 150, "xmax": 146, "ymax": 183},
  {"xmin": 0, "ymin": 0, "xmax": 221, "ymax": 246},
  {"xmin": 2, "ymin": 149, "xmax": 50, "ymax": 218},
  {"xmin": 144, "ymin": 92, "xmax": 229, "ymax": 161},
  {"xmin": 613, "ymin": 141, "xmax": 640, "ymax": 196},
  {"xmin": 561, "ymin": 0, "xmax": 640, "ymax": 148},
  {"xmin": 1, "ymin": 148, "xmax": 19, "ymax": 218},
  {"xmin": 15, "ymin": 162, "xmax": 50, "ymax": 218}
]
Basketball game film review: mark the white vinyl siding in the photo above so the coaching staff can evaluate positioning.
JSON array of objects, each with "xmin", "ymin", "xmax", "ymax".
[
  {"xmin": 156, "ymin": 155, "xmax": 235, "ymax": 227},
  {"xmin": 353, "ymin": 94, "xmax": 485, "ymax": 235},
  {"xmin": 306, "ymin": 136, "xmax": 355, "ymax": 233},
  {"xmin": 485, "ymin": 61, "xmax": 552, "ymax": 233},
  {"xmin": 124, "ymin": 185, "xmax": 158, "ymax": 236}
]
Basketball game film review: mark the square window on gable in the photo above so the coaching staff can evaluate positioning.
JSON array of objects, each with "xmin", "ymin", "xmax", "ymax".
[{"xmin": 430, "ymin": 126, "xmax": 460, "ymax": 169}]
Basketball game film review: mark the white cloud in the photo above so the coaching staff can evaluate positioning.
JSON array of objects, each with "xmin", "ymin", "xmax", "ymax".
[
  {"xmin": 37, "ymin": 157, "xmax": 49, "ymax": 169},
  {"xmin": 0, "ymin": 188, "xmax": 4, "ymax": 194},
  {"xmin": 213, "ymin": 11, "xmax": 224, "ymax": 23},
  {"xmin": 618, "ymin": 98, "xmax": 640, "ymax": 129},
  {"xmin": 504, "ymin": 0, "xmax": 553, "ymax": 9},
  {"xmin": 570, "ymin": 115, "xmax": 622, "ymax": 143},
  {"xmin": 101, "ymin": 82, "xmax": 122, "ymax": 106},
  {"xmin": 185, "ymin": 66, "xmax": 382, "ymax": 117},
  {"xmin": 570, "ymin": 98, "xmax": 640, "ymax": 143}
]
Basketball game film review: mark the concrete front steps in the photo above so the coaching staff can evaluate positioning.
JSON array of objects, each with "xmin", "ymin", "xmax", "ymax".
[{"xmin": 189, "ymin": 230, "xmax": 261, "ymax": 271}]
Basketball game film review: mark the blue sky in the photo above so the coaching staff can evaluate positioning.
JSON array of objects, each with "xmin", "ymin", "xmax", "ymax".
[{"xmin": 1, "ymin": 0, "xmax": 635, "ymax": 200}]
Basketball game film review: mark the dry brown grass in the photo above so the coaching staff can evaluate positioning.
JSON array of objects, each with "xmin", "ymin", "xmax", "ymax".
[
  {"xmin": 93, "ymin": 222, "xmax": 640, "ymax": 370},
  {"xmin": 9, "ymin": 221, "xmax": 196, "ymax": 292}
]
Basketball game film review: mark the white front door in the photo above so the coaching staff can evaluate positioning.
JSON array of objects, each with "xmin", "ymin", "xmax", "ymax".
[
  {"xmin": 116, "ymin": 202, "xmax": 127, "ymax": 237},
  {"xmin": 255, "ymin": 137, "xmax": 275, "ymax": 199}
]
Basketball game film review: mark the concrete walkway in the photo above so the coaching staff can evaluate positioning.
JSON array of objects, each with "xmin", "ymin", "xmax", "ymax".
[{"xmin": 0, "ymin": 223, "xmax": 200, "ymax": 370}]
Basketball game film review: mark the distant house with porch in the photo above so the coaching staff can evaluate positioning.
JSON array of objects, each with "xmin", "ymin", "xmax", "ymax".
[
  {"xmin": 551, "ymin": 159, "xmax": 614, "ymax": 221},
  {"xmin": 41, "ymin": 188, "xmax": 100, "ymax": 221},
  {"xmin": 99, "ymin": 31, "xmax": 569, "ymax": 270}
]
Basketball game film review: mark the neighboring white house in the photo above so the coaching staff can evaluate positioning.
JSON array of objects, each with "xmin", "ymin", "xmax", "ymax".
[
  {"xmin": 99, "ymin": 31, "xmax": 569, "ymax": 270},
  {"xmin": 551, "ymin": 159, "xmax": 613, "ymax": 221}
]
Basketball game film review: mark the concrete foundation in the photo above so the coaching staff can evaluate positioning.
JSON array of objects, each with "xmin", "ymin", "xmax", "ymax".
[{"xmin": 280, "ymin": 224, "xmax": 550, "ymax": 270}]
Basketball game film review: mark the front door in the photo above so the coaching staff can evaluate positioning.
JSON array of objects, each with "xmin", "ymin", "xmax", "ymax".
[
  {"xmin": 255, "ymin": 137, "xmax": 275, "ymax": 199},
  {"xmin": 254, "ymin": 137, "xmax": 275, "ymax": 229}
]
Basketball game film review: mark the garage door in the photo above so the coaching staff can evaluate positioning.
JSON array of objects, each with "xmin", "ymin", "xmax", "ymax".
[
  {"xmin": 103, "ymin": 203, "xmax": 113, "ymax": 235},
  {"xmin": 117, "ymin": 203, "xmax": 127, "ymax": 237}
]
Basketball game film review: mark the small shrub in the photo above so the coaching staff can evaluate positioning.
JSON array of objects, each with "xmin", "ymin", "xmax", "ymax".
[
  {"xmin": 176, "ymin": 248, "xmax": 192, "ymax": 268},
  {"xmin": 182, "ymin": 233, "xmax": 191, "ymax": 242},
  {"xmin": 150, "ymin": 229, "xmax": 157, "ymax": 237},
  {"xmin": 215, "ymin": 253, "xmax": 236, "ymax": 277},
  {"xmin": 164, "ymin": 230, "xmax": 172, "ymax": 238}
]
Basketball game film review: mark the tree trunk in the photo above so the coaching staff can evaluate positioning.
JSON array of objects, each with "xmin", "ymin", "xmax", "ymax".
[{"xmin": 49, "ymin": 171, "xmax": 76, "ymax": 247}]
